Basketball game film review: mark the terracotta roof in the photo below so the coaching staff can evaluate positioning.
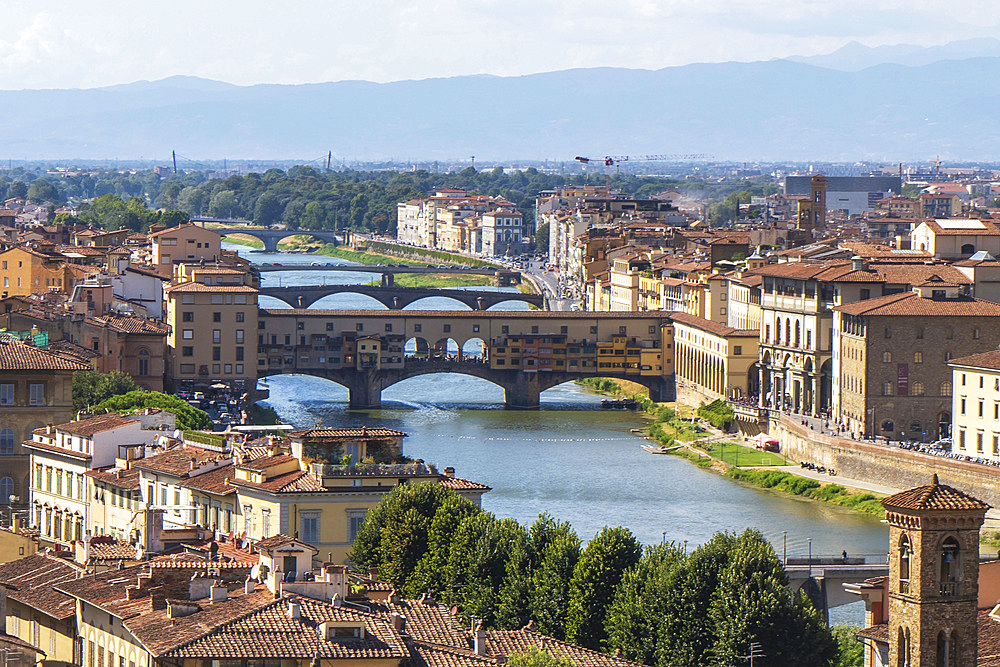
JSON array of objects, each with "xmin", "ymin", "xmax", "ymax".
[
  {"xmin": 168, "ymin": 281, "xmax": 257, "ymax": 294},
  {"xmin": 0, "ymin": 340, "xmax": 91, "ymax": 371},
  {"xmin": 231, "ymin": 469, "xmax": 324, "ymax": 493},
  {"xmin": 133, "ymin": 447, "xmax": 230, "ymax": 477},
  {"xmin": 881, "ymin": 475, "xmax": 990, "ymax": 512},
  {"xmin": 100, "ymin": 315, "xmax": 170, "ymax": 335},
  {"xmin": 669, "ymin": 312, "xmax": 759, "ymax": 338},
  {"xmin": 979, "ymin": 610, "xmax": 1000, "ymax": 665},
  {"xmin": 255, "ymin": 535, "xmax": 317, "ymax": 553},
  {"xmin": 87, "ymin": 466, "xmax": 142, "ymax": 490},
  {"xmin": 855, "ymin": 623, "xmax": 888, "ymax": 643},
  {"xmin": 22, "ymin": 437, "xmax": 92, "ymax": 460},
  {"xmin": 235, "ymin": 454, "xmax": 297, "ymax": 472},
  {"xmin": 291, "ymin": 427, "xmax": 408, "ymax": 440},
  {"xmin": 376, "ymin": 600, "xmax": 470, "ymax": 649},
  {"xmin": 88, "ymin": 541, "xmax": 138, "ymax": 561},
  {"xmin": 0, "ymin": 631, "xmax": 46, "ymax": 656},
  {"xmin": 0, "ymin": 553, "xmax": 84, "ymax": 619},
  {"xmin": 485, "ymin": 629, "xmax": 645, "ymax": 667},
  {"xmin": 950, "ymin": 350, "xmax": 1000, "ymax": 371},
  {"xmin": 405, "ymin": 642, "xmax": 496, "ymax": 667},
  {"xmin": 53, "ymin": 412, "xmax": 140, "ymax": 437},
  {"xmin": 182, "ymin": 465, "xmax": 237, "ymax": 496},
  {"xmin": 438, "ymin": 477, "xmax": 491, "ymax": 492},
  {"xmin": 165, "ymin": 595, "xmax": 409, "ymax": 660},
  {"xmin": 833, "ymin": 292, "xmax": 1000, "ymax": 317}
]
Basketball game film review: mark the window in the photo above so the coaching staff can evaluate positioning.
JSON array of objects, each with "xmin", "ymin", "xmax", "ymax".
[
  {"xmin": 0, "ymin": 477, "xmax": 13, "ymax": 503},
  {"xmin": 236, "ymin": 311, "xmax": 245, "ymax": 322},
  {"xmin": 959, "ymin": 428, "xmax": 966, "ymax": 450},
  {"xmin": 882, "ymin": 351, "xmax": 892, "ymax": 363},
  {"xmin": 385, "ymin": 323, "xmax": 393, "ymax": 332},
  {"xmin": 0, "ymin": 428, "xmax": 13, "ymax": 454},
  {"xmin": 860, "ymin": 288, "xmax": 870, "ymax": 300},
  {"xmin": 940, "ymin": 537, "xmax": 961, "ymax": 596},
  {"xmin": 243, "ymin": 505, "xmax": 252, "ymax": 535},
  {"xmin": 182, "ymin": 311, "xmax": 194, "ymax": 322},
  {"xmin": 236, "ymin": 347, "xmax": 244, "ymax": 361},
  {"xmin": 980, "ymin": 400, "xmax": 985, "ymax": 418},
  {"xmin": 213, "ymin": 329, "xmax": 221, "ymax": 343},
  {"xmin": 734, "ymin": 346, "xmax": 742, "ymax": 356},
  {"xmin": 236, "ymin": 329, "xmax": 244, "ymax": 343},
  {"xmin": 29, "ymin": 383, "xmax": 44, "ymax": 405},
  {"xmin": 898, "ymin": 534, "xmax": 911, "ymax": 593},
  {"xmin": 262, "ymin": 509, "xmax": 271, "ymax": 538},
  {"xmin": 414, "ymin": 324, "xmax": 421, "ymax": 332},
  {"xmin": 356, "ymin": 323, "xmax": 364, "ymax": 331},
  {"xmin": 213, "ymin": 312, "xmax": 221, "ymax": 322},
  {"xmin": 914, "ymin": 351, "xmax": 922, "ymax": 363},
  {"xmin": 182, "ymin": 329, "xmax": 194, "ymax": 339},
  {"xmin": 960, "ymin": 397, "xmax": 967, "ymax": 415},
  {"xmin": 0, "ymin": 384, "xmax": 12, "ymax": 406},
  {"xmin": 912, "ymin": 382, "xmax": 924, "ymax": 396},
  {"xmin": 213, "ymin": 347, "xmax": 221, "ymax": 361},
  {"xmin": 882, "ymin": 382, "xmax": 892, "ymax": 396},
  {"xmin": 182, "ymin": 346, "xmax": 194, "ymax": 356},
  {"xmin": 993, "ymin": 435, "xmax": 998, "ymax": 456},
  {"xmin": 975, "ymin": 328, "xmax": 981, "ymax": 340},
  {"xmin": 301, "ymin": 513, "xmax": 320, "ymax": 542},
  {"xmin": 348, "ymin": 510, "xmax": 366, "ymax": 541},
  {"xmin": 885, "ymin": 327, "xmax": 891, "ymax": 339},
  {"xmin": 978, "ymin": 431, "xmax": 984, "ymax": 452},
  {"xmin": 443, "ymin": 324, "xmax": 451, "ymax": 333}
]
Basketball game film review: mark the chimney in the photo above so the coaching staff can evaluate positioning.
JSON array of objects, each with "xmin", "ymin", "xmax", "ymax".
[
  {"xmin": 287, "ymin": 601, "xmax": 300, "ymax": 619},
  {"xmin": 149, "ymin": 592, "xmax": 167, "ymax": 611},
  {"xmin": 851, "ymin": 255, "xmax": 866, "ymax": 272},
  {"xmin": 391, "ymin": 612, "xmax": 406, "ymax": 632},
  {"xmin": 368, "ymin": 566, "xmax": 379, "ymax": 581},
  {"xmin": 444, "ymin": 467, "xmax": 455, "ymax": 478},
  {"xmin": 46, "ymin": 423, "xmax": 53, "ymax": 435},
  {"xmin": 244, "ymin": 577, "xmax": 254, "ymax": 595},
  {"xmin": 11, "ymin": 514, "xmax": 20, "ymax": 533},
  {"xmin": 474, "ymin": 623, "xmax": 487, "ymax": 656},
  {"xmin": 209, "ymin": 585, "xmax": 228, "ymax": 603}
]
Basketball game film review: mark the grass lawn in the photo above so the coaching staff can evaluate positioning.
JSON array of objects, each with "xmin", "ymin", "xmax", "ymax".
[
  {"xmin": 700, "ymin": 441, "xmax": 789, "ymax": 467},
  {"xmin": 368, "ymin": 274, "xmax": 492, "ymax": 288}
]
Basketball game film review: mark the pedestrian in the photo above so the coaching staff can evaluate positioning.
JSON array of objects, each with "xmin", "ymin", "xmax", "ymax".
[{"xmin": 842, "ymin": 550, "xmax": 847, "ymax": 562}]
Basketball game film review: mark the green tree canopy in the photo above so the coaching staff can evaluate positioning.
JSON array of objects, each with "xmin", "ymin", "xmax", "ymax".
[
  {"xmin": 94, "ymin": 390, "xmax": 211, "ymax": 430},
  {"xmin": 506, "ymin": 646, "xmax": 575, "ymax": 667},
  {"xmin": 565, "ymin": 526, "xmax": 642, "ymax": 650},
  {"xmin": 27, "ymin": 178, "xmax": 63, "ymax": 204},
  {"xmin": 72, "ymin": 370, "xmax": 138, "ymax": 411}
]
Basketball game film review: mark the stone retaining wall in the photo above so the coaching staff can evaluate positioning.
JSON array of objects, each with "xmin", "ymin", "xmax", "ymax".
[{"xmin": 774, "ymin": 416, "xmax": 1000, "ymax": 508}]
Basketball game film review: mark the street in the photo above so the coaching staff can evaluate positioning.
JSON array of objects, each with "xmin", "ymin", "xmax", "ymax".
[{"xmin": 524, "ymin": 259, "xmax": 579, "ymax": 311}]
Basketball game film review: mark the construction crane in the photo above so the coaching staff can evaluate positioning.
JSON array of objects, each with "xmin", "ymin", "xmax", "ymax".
[{"xmin": 929, "ymin": 156, "xmax": 943, "ymax": 177}]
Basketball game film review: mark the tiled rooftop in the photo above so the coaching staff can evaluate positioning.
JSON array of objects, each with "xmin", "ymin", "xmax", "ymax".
[
  {"xmin": 0, "ymin": 553, "xmax": 85, "ymax": 619},
  {"xmin": 882, "ymin": 475, "xmax": 990, "ymax": 512},
  {"xmin": 0, "ymin": 340, "xmax": 92, "ymax": 371}
]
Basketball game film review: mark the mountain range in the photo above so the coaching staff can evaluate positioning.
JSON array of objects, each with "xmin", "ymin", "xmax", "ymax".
[{"xmin": 3, "ymin": 40, "xmax": 1000, "ymax": 163}]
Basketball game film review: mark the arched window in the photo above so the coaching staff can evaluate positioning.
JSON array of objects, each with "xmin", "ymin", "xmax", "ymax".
[
  {"xmin": 883, "ymin": 351, "xmax": 892, "ymax": 363},
  {"xmin": 961, "ymin": 243, "xmax": 976, "ymax": 255},
  {"xmin": 940, "ymin": 537, "xmax": 960, "ymax": 596},
  {"xmin": 899, "ymin": 534, "xmax": 912, "ymax": 594},
  {"xmin": 0, "ymin": 477, "xmax": 12, "ymax": 503},
  {"xmin": 0, "ymin": 428, "xmax": 13, "ymax": 455},
  {"xmin": 937, "ymin": 630, "xmax": 958, "ymax": 667},
  {"xmin": 794, "ymin": 321, "xmax": 801, "ymax": 347},
  {"xmin": 913, "ymin": 382, "xmax": 925, "ymax": 396},
  {"xmin": 785, "ymin": 320, "xmax": 791, "ymax": 346},
  {"xmin": 941, "ymin": 381, "xmax": 952, "ymax": 397},
  {"xmin": 775, "ymin": 318, "xmax": 781, "ymax": 344},
  {"xmin": 898, "ymin": 626, "xmax": 910, "ymax": 667}
]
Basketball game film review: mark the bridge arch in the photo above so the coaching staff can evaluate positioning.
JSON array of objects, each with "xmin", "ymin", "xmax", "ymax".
[
  {"xmin": 462, "ymin": 337, "xmax": 487, "ymax": 359},
  {"xmin": 484, "ymin": 298, "xmax": 537, "ymax": 311},
  {"xmin": 308, "ymin": 293, "xmax": 390, "ymax": 310},
  {"xmin": 403, "ymin": 295, "xmax": 475, "ymax": 311},
  {"xmin": 432, "ymin": 337, "xmax": 460, "ymax": 359},
  {"xmin": 405, "ymin": 336, "xmax": 430, "ymax": 359}
]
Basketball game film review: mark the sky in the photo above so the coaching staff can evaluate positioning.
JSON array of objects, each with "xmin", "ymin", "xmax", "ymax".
[{"xmin": 2, "ymin": 0, "xmax": 1000, "ymax": 89}]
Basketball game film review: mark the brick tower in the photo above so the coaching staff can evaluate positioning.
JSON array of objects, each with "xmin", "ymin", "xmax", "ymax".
[
  {"xmin": 882, "ymin": 474, "xmax": 989, "ymax": 666},
  {"xmin": 796, "ymin": 174, "xmax": 827, "ymax": 234}
]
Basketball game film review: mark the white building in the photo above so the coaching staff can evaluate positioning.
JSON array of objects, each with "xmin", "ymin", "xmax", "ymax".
[
  {"xmin": 26, "ymin": 411, "xmax": 175, "ymax": 544},
  {"xmin": 949, "ymin": 350, "xmax": 1000, "ymax": 462},
  {"xmin": 481, "ymin": 209, "xmax": 525, "ymax": 257}
]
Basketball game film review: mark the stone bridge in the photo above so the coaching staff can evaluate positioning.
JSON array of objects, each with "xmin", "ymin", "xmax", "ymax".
[
  {"xmin": 193, "ymin": 218, "xmax": 341, "ymax": 252},
  {"xmin": 257, "ymin": 309, "xmax": 676, "ymax": 408},
  {"xmin": 263, "ymin": 358, "xmax": 673, "ymax": 409},
  {"xmin": 785, "ymin": 561, "xmax": 889, "ymax": 617},
  {"xmin": 258, "ymin": 284, "xmax": 543, "ymax": 310}
]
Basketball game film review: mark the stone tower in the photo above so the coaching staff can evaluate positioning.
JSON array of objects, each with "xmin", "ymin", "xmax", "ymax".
[
  {"xmin": 796, "ymin": 174, "xmax": 828, "ymax": 234},
  {"xmin": 882, "ymin": 474, "xmax": 989, "ymax": 666}
]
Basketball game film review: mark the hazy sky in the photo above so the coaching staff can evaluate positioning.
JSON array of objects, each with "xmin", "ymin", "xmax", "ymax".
[{"xmin": 2, "ymin": 0, "xmax": 997, "ymax": 89}]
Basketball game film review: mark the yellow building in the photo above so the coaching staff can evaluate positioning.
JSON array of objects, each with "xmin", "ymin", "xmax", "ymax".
[
  {"xmin": 0, "ymin": 551, "xmax": 85, "ymax": 666},
  {"xmin": 149, "ymin": 224, "xmax": 221, "ymax": 268},
  {"xmin": 672, "ymin": 312, "xmax": 760, "ymax": 402},
  {"xmin": 0, "ymin": 247, "xmax": 78, "ymax": 298},
  {"xmin": 0, "ymin": 340, "xmax": 89, "ymax": 520},
  {"xmin": 0, "ymin": 520, "xmax": 38, "ymax": 564},
  {"xmin": 164, "ymin": 273, "xmax": 259, "ymax": 393}
]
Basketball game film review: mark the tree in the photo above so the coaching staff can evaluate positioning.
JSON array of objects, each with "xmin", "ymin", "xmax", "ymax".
[
  {"xmin": 565, "ymin": 526, "xmax": 641, "ymax": 650},
  {"xmin": 94, "ymin": 390, "xmax": 211, "ymax": 430},
  {"xmin": 349, "ymin": 483, "xmax": 481, "ymax": 592},
  {"xmin": 535, "ymin": 221, "xmax": 549, "ymax": 254},
  {"xmin": 253, "ymin": 191, "xmax": 285, "ymax": 227},
  {"xmin": 27, "ymin": 179, "xmax": 63, "ymax": 204},
  {"xmin": 406, "ymin": 492, "xmax": 482, "ymax": 598},
  {"xmin": 455, "ymin": 516, "xmax": 525, "ymax": 628},
  {"xmin": 709, "ymin": 530, "xmax": 835, "ymax": 667},
  {"xmin": 507, "ymin": 647, "xmax": 575, "ymax": 667},
  {"xmin": 831, "ymin": 626, "xmax": 864, "ymax": 667},
  {"xmin": 530, "ymin": 528, "xmax": 581, "ymax": 640},
  {"xmin": 8, "ymin": 181, "xmax": 27, "ymax": 199},
  {"xmin": 605, "ymin": 543, "xmax": 684, "ymax": 664},
  {"xmin": 73, "ymin": 370, "xmax": 137, "ymax": 411}
]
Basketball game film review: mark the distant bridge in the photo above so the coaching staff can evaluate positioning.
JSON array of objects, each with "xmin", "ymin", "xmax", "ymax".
[
  {"xmin": 784, "ymin": 557, "xmax": 888, "ymax": 617},
  {"xmin": 193, "ymin": 218, "xmax": 341, "ymax": 252},
  {"xmin": 256, "ymin": 264, "xmax": 503, "ymax": 276},
  {"xmin": 259, "ymin": 284, "xmax": 542, "ymax": 310}
]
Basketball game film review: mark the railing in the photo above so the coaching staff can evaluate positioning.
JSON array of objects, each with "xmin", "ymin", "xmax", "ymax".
[
  {"xmin": 900, "ymin": 580, "xmax": 910, "ymax": 594},
  {"xmin": 940, "ymin": 581, "xmax": 959, "ymax": 597}
]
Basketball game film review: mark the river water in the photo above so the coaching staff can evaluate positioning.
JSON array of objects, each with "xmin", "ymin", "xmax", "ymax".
[{"xmin": 234, "ymin": 243, "xmax": 888, "ymax": 623}]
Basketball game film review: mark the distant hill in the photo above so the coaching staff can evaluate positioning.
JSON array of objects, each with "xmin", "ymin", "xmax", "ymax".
[
  {"xmin": 785, "ymin": 37, "xmax": 1000, "ymax": 71},
  {"xmin": 3, "ymin": 42, "xmax": 1000, "ymax": 162}
]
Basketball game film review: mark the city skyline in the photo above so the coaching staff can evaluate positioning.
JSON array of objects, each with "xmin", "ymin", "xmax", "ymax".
[{"xmin": 3, "ymin": 1, "xmax": 1000, "ymax": 89}]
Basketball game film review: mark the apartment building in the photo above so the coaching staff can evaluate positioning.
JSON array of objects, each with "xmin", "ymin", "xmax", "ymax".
[
  {"xmin": 26, "ymin": 411, "xmax": 174, "ymax": 545},
  {"xmin": 481, "ymin": 208, "xmax": 525, "ymax": 257},
  {"xmin": 395, "ymin": 189, "xmax": 513, "ymax": 254},
  {"xmin": 911, "ymin": 218, "xmax": 1000, "ymax": 259},
  {"xmin": 149, "ymin": 223, "xmax": 221, "ymax": 268},
  {"xmin": 949, "ymin": 351, "xmax": 1000, "ymax": 462},
  {"xmin": 164, "ymin": 269, "xmax": 259, "ymax": 393},
  {"xmin": 0, "ymin": 340, "xmax": 89, "ymax": 515},
  {"xmin": 833, "ymin": 286, "xmax": 1000, "ymax": 441},
  {"xmin": 0, "ymin": 246, "xmax": 87, "ymax": 298}
]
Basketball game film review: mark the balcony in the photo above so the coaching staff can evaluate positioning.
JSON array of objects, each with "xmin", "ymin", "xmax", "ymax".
[
  {"xmin": 940, "ymin": 581, "xmax": 959, "ymax": 597},
  {"xmin": 899, "ymin": 580, "xmax": 910, "ymax": 595}
]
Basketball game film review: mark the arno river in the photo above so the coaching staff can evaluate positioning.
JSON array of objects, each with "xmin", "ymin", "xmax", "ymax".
[{"xmin": 234, "ymin": 243, "xmax": 887, "ymax": 623}]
